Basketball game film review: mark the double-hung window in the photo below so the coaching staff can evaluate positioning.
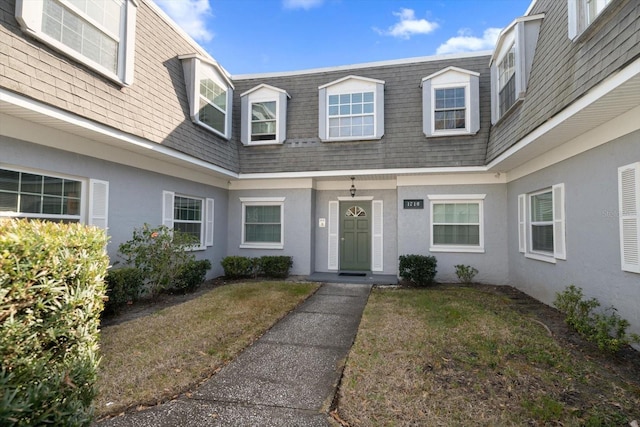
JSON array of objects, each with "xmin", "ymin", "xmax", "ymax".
[
  {"xmin": 421, "ymin": 66, "xmax": 479, "ymax": 137},
  {"xmin": 163, "ymin": 191, "xmax": 214, "ymax": 250},
  {"xmin": 318, "ymin": 75, "xmax": 384, "ymax": 142},
  {"xmin": 518, "ymin": 184, "xmax": 566, "ymax": 263},
  {"xmin": 180, "ymin": 54, "xmax": 234, "ymax": 139},
  {"xmin": 434, "ymin": 87, "xmax": 466, "ymax": 131},
  {"xmin": 173, "ymin": 195, "xmax": 203, "ymax": 245},
  {"xmin": 240, "ymin": 84, "xmax": 290, "ymax": 145},
  {"xmin": 529, "ymin": 190, "xmax": 554, "ymax": 254},
  {"xmin": 568, "ymin": 0, "xmax": 613, "ymax": 39},
  {"xmin": 490, "ymin": 15, "xmax": 543, "ymax": 123},
  {"xmin": 429, "ymin": 195, "xmax": 485, "ymax": 253},
  {"xmin": 240, "ymin": 197, "xmax": 285, "ymax": 249},
  {"xmin": 328, "ymin": 92, "xmax": 375, "ymax": 138},
  {"xmin": 15, "ymin": 0, "xmax": 137, "ymax": 85},
  {"xmin": 498, "ymin": 45, "xmax": 516, "ymax": 117},
  {"xmin": 251, "ymin": 102, "xmax": 277, "ymax": 141}
]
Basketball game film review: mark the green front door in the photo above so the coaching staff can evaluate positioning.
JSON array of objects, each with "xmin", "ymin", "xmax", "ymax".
[{"xmin": 340, "ymin": 201, "xmax": 371, "ymax": 271}]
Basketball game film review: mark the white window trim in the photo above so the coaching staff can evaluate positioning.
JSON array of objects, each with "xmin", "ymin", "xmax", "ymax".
[
  {"xmin": 431, "ymin": 83, "xmax": 471, "ymax": 136},
  {"xmin": 326, "ymin": 90, "xmax": 376, "ymax": 142},
  {"xmin": 319, "ymin": 76, "xmax": 385, "ymax": 142},
  {"xmin": 528, "ymin": 188, "xmax": 554, "ymax": 259},
  {"xmin": 0, "ymin": 165, "xmax": 88, "ymax": 224},
  {"xmin": 428, "ymin": 194, "xmax": 486, "ymax": 253},
  {"xmin": 618, "ymin": 162, "xmax": 640, "ymax": 273},
  {"xmin": 249, "ymin": 99, "xmax": 279, "ymax": 144},
  {"xmin": 519, "ymin": 183, "xmax": 566, "ymax": 264},
  {"xmin": 239, "ymin": 197, "xmax": 285, "ymax": 249},
  {"xmin": 568, "ymin": 0, "xmax": 614, "ymax": 40},
  {"xmin": 15, "ymin": 0, "xmax": 137, "ymax": 86},
  {"xmin": 240, "ymin": 84, "xmax": 289, "ymax": 146},
  {"xmin": 179, "ymin": 54, "xmax": 234, "ymax": 140},
  {"xmin": 162, "ymin": 190, "xmax": 214, "ymax": 251}
]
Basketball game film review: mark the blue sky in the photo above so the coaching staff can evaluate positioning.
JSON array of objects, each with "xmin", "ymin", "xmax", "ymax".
[{"xmin": 155, "ymin": 0, "xmax": 533, "ymax": 75}]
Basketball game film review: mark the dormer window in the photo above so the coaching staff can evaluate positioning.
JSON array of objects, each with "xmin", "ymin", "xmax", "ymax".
[
  {"xmin": 180, "ymin": 54, "xmax": 234, "ymax": 139},
  {"xmin": 568, "ymin": 0, "xmax": 613, "ymax": 39},
  {"xmin": 490, "ymin": 14, "xmax": 544, "ymax": 124},
  {"xmin": 240, "ymin": 84, "xmax": 290, "ymax": 145},
  {"xmin": 15, "ymin": 0, "xmax": 137, "ymax": 85},
  {"xmin": 319, "ymin": 76, "xmax": 384, "ymax": 142},
  {"xmin": 421, "ymin": 66, "xmax": 479, "ymax": 137},
  {"xmin": 498, "ymin": 45, "xmax": 516, "ymax": 117}
]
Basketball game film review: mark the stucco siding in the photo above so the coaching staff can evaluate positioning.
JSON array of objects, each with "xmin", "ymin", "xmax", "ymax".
[
  {"xmin": 507, "ymin": 129, "xmax": 640, "ymax": 336},
  {"xmin": 1, "ymin": 135, "xmax": 229, "ymax": 279},
  {"xmin": 397, "ymin": 184, "xmax": 509, "ymax": 285},
  {"xmin": 226, "ymin": 188, "xmax": 313, "ymax": 276}
]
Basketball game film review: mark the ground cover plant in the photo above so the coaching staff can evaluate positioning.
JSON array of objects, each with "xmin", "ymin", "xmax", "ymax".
[
  {"xmin": 95, "ymin": 281, "xmax": 318, "ymax": 418},
  {"xmin": 337, "ymin": 286, "xmax": 640, "ymax": 426}
]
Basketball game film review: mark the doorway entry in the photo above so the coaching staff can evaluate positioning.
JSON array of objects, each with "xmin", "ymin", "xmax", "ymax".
[{"xmin": 339, "ymin": 201, "xmax": 371, "ymax": 271}]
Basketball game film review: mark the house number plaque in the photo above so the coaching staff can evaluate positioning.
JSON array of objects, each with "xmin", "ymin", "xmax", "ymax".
[{"xmin": 403, "ymin": 199, "xmax": 424, "ymax": 209}]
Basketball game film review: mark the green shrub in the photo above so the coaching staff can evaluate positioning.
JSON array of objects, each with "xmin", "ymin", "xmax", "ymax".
[
  {"xmin": 258, "ymin": 256, "xmax": 293, "ymax": 279},
  {"xmin": 454, "ymin": 264, "xmax": 478, "ymax": 284},
  {"xmin": 171, "ymin": 259, "xmax": 212, "ymax": 293},
  {"xmin": 104, "ymin": 267, "xmax": 144, "ymax": 314},
  {"xmin": 554, "ymin": 285, "xmax": 640, "ymax": 353},
  {"xmin": 118, "ymin": 224, "xmax": 196, "ymax": 296},
  {"xmin": 398, "ymin": 254, "xmax": 437, "ymax": 286},
  {"xmin": 0, "ymin": 219, "xmax": 109, "ymax": 426},
  {"xmin": 220, "ymin": 256, "xmax": 256, "ymax": 279}
]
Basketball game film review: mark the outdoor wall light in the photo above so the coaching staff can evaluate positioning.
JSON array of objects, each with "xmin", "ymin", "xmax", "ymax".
[{"xmin": 350, "ymin": 176, "xmax": 356, "ymax": 198}]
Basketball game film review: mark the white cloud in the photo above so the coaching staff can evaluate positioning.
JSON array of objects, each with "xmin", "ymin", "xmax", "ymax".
[
  {"xmin": 435, "ymin": 28, "xmax": 501, "ymax": 55},
  {"xmin": 155, "ymin": 0, "xmax": 214, "ymax": 42},
  {"xmin": 374, "ymin": 8, "xmax": 439, "ymax": 39},
  {"xmin": 282, "ymin": 0, "xmax": 324, "ymax": 10}
]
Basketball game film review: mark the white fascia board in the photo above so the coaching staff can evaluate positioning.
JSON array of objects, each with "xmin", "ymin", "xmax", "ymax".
[
  {"xmin": 177, "ymin": 53, "xmax": 234, "ymax": 89},
  {"xmin": 0, "ymin": 89, "xmax": 238, "ymax": 181},
  {"xmin": 488, "ymin": 57, "xmax": 640, "ymax": 174},
  {"xmin": 234, "ymin": 51, "xmax": 493, "ymax": 80},
  {"xmin": 240, "ymin": 83, "xmax": 291, "ymax": 98},
  {"xmin": 507, "ymin": 104, "xmax": 640, "ymax": 182},
  {"xmin": 239, "ymin": 166, "xmax": 489, "ymax": 180},
  {"xmin": 524, "ymin": 0, "xmax": 538, "ymax": 15},
  {"xmin": 230, "ymin": 178, "xmax": 314, "ymax": 190},
  {"xmin": 318, "ymin": 75, "xmax": 385, "ymax": 90},
  {"xmin": 490, "ymin": 14, "xmax": 545, "ymax": 65},
  {"xmin": 422, "ymin": 66, "xmax": 480, "ymax": 83}
]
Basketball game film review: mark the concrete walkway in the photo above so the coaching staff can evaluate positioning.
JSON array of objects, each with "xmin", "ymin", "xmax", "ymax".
[{"xmin": 97, "ymin": 283, "xmax": 372, "ymax": 427}]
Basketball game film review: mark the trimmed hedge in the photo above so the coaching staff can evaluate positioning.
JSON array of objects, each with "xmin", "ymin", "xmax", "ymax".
[
  {"xmin": 0, "ymin": 219, "xmax": 109, "ymax": 426},
  {"xmin": 258, "ymin": 256, "xmax": 293, "ymax": 279},
  {"xmin": 171, "ymin": 259, "xmax": 212, "ymax": 293},
  {"xmin": 398, "ymin": 254, "xmax": 438, "ymax": 286},
  {"xmin": 104, "ymin": 267, "xmax": 144, "ymax": 314},
  {"xmin": 221, "ymin": 256, "xmax": 293, "ymax": 279}
]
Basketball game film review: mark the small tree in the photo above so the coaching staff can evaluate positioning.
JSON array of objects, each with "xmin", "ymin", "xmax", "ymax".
[{"xmin": 118, "ymin": 224, "xmax": 197, "ymax": 296}]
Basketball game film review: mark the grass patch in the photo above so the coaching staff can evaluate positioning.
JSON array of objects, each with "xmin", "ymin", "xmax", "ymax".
[
  {"xmin": 96, "ymin": 281, "xmax": 318, "ymax": 417},
  {"xmin": 337, "ymin": 287, "xmax": 640, "ymax": 426}
]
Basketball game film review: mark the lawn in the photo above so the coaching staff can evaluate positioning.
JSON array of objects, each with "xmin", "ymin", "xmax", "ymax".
[
  {"xmin": 336, "ymin": 286, "xmax": 640, "ymax": 426},
  {"xmin": 95, "ymin": 281, "xmax": 319, "ymax": 418}
]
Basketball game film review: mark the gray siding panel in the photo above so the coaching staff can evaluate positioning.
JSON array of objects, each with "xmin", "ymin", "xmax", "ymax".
[
  {"xmin": 232, "ymin": 56, "xmax": 492, "ymax": 174},
  {"xmin": 487, "ymin": 0, "xmax": 640, "ymax": 162},
  {"xmin": 0, "ymin": 0, "xmax": 240, "ymax": 172}
]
